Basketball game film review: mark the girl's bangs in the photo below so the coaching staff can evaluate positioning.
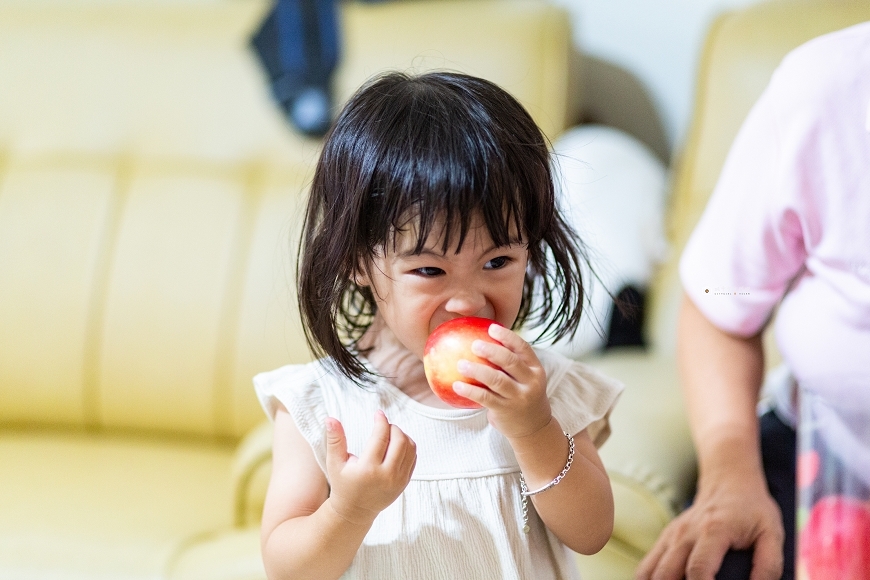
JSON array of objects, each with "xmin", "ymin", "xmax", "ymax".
[{"xmin": 370, "ymin": 125, "xmax": 537, "ymax": 256}]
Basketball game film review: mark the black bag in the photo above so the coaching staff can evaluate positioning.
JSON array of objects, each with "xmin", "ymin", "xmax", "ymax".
[{"xmin": 251, "ymin": 0, "xmax": 340, "ymax": 136}]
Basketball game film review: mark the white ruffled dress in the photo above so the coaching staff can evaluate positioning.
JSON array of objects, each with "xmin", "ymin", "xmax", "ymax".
[{"xmin": 254, "ymin": 348, "xmax": 623, "ymax": 580}]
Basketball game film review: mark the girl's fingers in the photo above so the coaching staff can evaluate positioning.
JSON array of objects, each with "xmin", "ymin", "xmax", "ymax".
[
  {"xmin": 383, "ymin": 425, "xmax": 416, "ymax": 471},
  {"xmin": 361, "ymin": 410, "xmax": 392, "ymax": 464},
  {"xmin": 325, "ymin": 417, "xmax": 350, "ymax": 471},
  {"xmin": 475, "ymin": 326, "xmax": 538, "ymax": 379},
  {"xmin": 488, "ymin": 324, "xmax": 533, "ymax": 356},
  {"xmin": 472, "ymin": 341, "xmax": 522, "ymax": 379},
  {"xmin": 406, "ymin": 454, "xmax": 418, "ymax": 480},
  {"xmin": 457, "ymin": 359, "xmax": 512, "ymax": 397},
  {"xmin": 453, "ymin": 380, "xmax": 500, "ymax": 407}
]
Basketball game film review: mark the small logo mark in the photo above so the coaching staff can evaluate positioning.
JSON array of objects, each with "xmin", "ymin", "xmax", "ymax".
[{"xmin": 706, "ymin": 286, "xmax": 752, "ymax": 296}]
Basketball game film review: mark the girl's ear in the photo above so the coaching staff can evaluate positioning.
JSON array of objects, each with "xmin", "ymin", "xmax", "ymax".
[{"xmin": 352, "ymin": 261, "xmax": 370, "ymax": 287}]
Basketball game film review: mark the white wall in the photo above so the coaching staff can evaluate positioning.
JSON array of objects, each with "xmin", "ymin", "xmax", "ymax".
[{"xmin": 553, "ymin": 0, "xmax": 766, "ymax": 159}]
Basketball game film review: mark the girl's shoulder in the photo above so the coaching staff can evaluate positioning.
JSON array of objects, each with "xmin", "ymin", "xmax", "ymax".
[
  {"xmin": 253, "ymin": 358, "xmax": 354, "ymax": 421},
  {"xmin": 534, "ymin": 348, "xmax": 624, "ymax": 448},
  {"xmin": 253, "ymin": 359, "xmax": 370, "ymax": 475}
]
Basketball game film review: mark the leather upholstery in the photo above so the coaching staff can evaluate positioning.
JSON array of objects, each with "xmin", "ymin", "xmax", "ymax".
[{"xmin": 0, "ymin": 0, "xmax": 578, "ymax": 577}]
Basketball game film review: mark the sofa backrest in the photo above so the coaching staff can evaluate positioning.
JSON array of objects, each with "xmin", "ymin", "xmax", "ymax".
[
  {"xmin": 647, "ymin": 0, "xmax": 870, "ymax": 356},
  {"xmin": 0, "ymin": 0, "xmax": 574, "ymax": 439}
]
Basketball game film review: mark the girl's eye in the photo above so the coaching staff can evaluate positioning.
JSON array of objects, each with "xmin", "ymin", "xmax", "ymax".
[
  {"xmin": 413, "ymin": 267, "xmax": 445, "ymax": 277},
  {"xmin": 485, "ymin": 256, "xmax": 511, "ymax": 270}
]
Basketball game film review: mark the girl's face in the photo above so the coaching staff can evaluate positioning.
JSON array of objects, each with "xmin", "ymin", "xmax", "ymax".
[{"xmin": 358, "ymin": 215, "xmax": 529, "ymax": 361}]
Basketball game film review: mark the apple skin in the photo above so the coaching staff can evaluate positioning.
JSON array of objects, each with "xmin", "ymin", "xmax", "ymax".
[
  {"xmin": 799, "ymin": 495, "xmax": 870, "ymax": 580},
  {"xmin": 423, "ymin": 317, "xmax": 503, "ymax": 409}
]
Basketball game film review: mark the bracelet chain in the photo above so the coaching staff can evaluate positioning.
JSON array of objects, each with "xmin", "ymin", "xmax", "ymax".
[{"xmin": 520, "ymin": 430, "xmax": 575, "ymax": 533}]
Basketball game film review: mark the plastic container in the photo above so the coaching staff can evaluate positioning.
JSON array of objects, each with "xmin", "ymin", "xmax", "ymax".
[{"xmin": 796, "ymin": 388, "xmax": 870, "ymax": 580}]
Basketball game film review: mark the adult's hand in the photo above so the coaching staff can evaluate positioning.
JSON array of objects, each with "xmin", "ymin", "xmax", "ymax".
[
  {"xmin": 635, "ymin": 470, "xmax": 784, "ymax": 580},
  {"xmin": 636, "ymin": 294, "xmax": 783, "ymax": 580}
]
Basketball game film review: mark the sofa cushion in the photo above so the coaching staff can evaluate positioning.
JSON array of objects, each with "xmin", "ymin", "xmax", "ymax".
[
  {"xmin": 0, "ymin": 0, "xmax": 573, "ymax": 163},
  {"xmin": 0, "ymin": 430, "xmax": 236, "ymax": 579},
  {"xmin": 0, "ymin": 156, "xmax": 310, "ymax": 439},
  {"xmin": 0, "ymin": 0, "xmax": 301, "ymax": 162},
  {"xmin": 336, "ymin": 0, "xmax": 575, "ymax": 139},
  {"xmin": 0, "ymin": 159, "xmax": 117, "ymax": 427}
]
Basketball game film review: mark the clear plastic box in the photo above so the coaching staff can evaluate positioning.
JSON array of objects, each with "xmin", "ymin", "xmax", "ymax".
[{"xmin": 797, "ymin": 388, "xmax": 870, "ymax": 580}]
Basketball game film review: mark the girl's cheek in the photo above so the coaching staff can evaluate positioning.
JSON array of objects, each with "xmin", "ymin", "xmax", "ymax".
[{"xmin": 405, "ymin": 277, "xmax": 445, "ymax": 295}]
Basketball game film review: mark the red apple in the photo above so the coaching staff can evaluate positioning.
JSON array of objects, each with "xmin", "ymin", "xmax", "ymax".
[
  {"xmin": 423, "ymin": 316, "xmax": 503, "ymax": 409},
  {"xmin": 799, "ymin": 495, "xmax": 870, "ymax": 580}
]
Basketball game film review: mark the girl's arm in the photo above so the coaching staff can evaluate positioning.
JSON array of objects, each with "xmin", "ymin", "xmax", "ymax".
[
  {"xmin": 508, "ymin": 419, "xmax": 614, "ymax": 554},
  {"xmin": 261, "ymin": 406, "xmax": 416, "ymax": 580},
  {"xmin": 452, "ymin": 324, "xmax": 614, "ymax": 554}
]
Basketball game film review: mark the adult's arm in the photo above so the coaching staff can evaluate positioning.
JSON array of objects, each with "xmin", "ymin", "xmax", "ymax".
[{"xmin": 636, "ymin": 293, "xmax": 784, "ymax": 580}]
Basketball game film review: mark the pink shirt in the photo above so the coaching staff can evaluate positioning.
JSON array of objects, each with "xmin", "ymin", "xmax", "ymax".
[{"xmin": 680, "ymin": 22, "xmax": 870, "ymax": 408}]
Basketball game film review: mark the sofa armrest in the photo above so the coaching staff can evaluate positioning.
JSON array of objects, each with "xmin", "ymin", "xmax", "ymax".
[
  {"xmin": 170, "ymin": 419, "xmax": 274, "ymax": 579},
  {"xmin": 595, "ymin": 349, "xmax": 697, "ymax": 548},
  {"xmin": 575, "ymin": 348, "xmax": 697, "ymax": 577},
  {"xmin": 231, "ymin": 420, "xmax": 274, "ymax": 528},
  {"xmin": 167, "ymin": 527, "xmax": 265, "ymax": 580}
]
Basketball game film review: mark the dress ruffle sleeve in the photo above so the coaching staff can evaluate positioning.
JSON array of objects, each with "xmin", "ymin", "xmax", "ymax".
[
  {"xmin": 252, "ymin": 362, "xmax": 330, "ymax": 475},
  {"xmin": 538, "ymin": 349, "xmax": 624, "ymax": 448}
]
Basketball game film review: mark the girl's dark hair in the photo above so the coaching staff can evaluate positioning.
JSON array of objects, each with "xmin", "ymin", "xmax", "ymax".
[{"xmin": 298, "ymin": 71, "xmax": 588, "ymax": 384}]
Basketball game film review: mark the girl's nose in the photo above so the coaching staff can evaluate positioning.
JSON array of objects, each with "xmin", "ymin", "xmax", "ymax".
[{"xmin": 444, "ymin": 287, "xmax": 487, "ymax": 317}]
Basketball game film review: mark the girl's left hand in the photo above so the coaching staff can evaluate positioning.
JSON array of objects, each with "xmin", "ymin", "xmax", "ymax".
[{"xmin": 453, "ymin": 324, "xmax": 552, "ymax": 439}]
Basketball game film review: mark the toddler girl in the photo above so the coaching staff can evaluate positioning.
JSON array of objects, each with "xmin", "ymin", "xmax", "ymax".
[{"xmin": 255, "ymin": 71, "xmax": 623, "ymax": 580}]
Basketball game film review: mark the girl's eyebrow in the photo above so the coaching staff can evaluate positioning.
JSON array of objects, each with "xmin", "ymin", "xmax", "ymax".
[
  {"xmin": 397, "ymin": 247, "xmax": 447, "ymax": 259},
  {"xmin": 398, "ymin": 242, "xmax": 520, "ymax": 259}
]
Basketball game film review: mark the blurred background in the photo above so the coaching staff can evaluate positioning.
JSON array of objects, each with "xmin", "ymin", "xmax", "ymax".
[{"xmin": 557, "ymin": 0, "xmax": 765, "ymax": 163}]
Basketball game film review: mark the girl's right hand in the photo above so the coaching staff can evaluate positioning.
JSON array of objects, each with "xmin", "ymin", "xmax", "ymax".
[{"xmin": 324, "ymin": 411, "xmax": 417, "ymax": 526}]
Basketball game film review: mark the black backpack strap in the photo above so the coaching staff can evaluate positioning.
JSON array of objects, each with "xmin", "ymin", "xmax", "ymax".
[{"xmin": 251, "ymin": 0, "xmax": 340, "ymax": 136}]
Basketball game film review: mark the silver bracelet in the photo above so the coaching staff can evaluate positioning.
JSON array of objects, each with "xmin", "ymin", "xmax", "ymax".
[{"xmin": 520, "ymin": 430, "xmax": 574, "ymax": 533}]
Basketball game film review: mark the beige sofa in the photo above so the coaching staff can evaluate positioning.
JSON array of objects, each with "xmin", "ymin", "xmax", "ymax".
[
  {"xmin": 3, "ymin": 0, "xmax": 865, "ymax": 578},
  {"xmin": 0, "ymin": 1, "xmax": 616, "ymax": 578}
]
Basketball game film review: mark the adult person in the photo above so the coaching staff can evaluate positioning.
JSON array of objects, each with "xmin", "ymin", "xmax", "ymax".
[{"xmin": 636, "ymin": 20, "xmax": 870, "ymax": 580}]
